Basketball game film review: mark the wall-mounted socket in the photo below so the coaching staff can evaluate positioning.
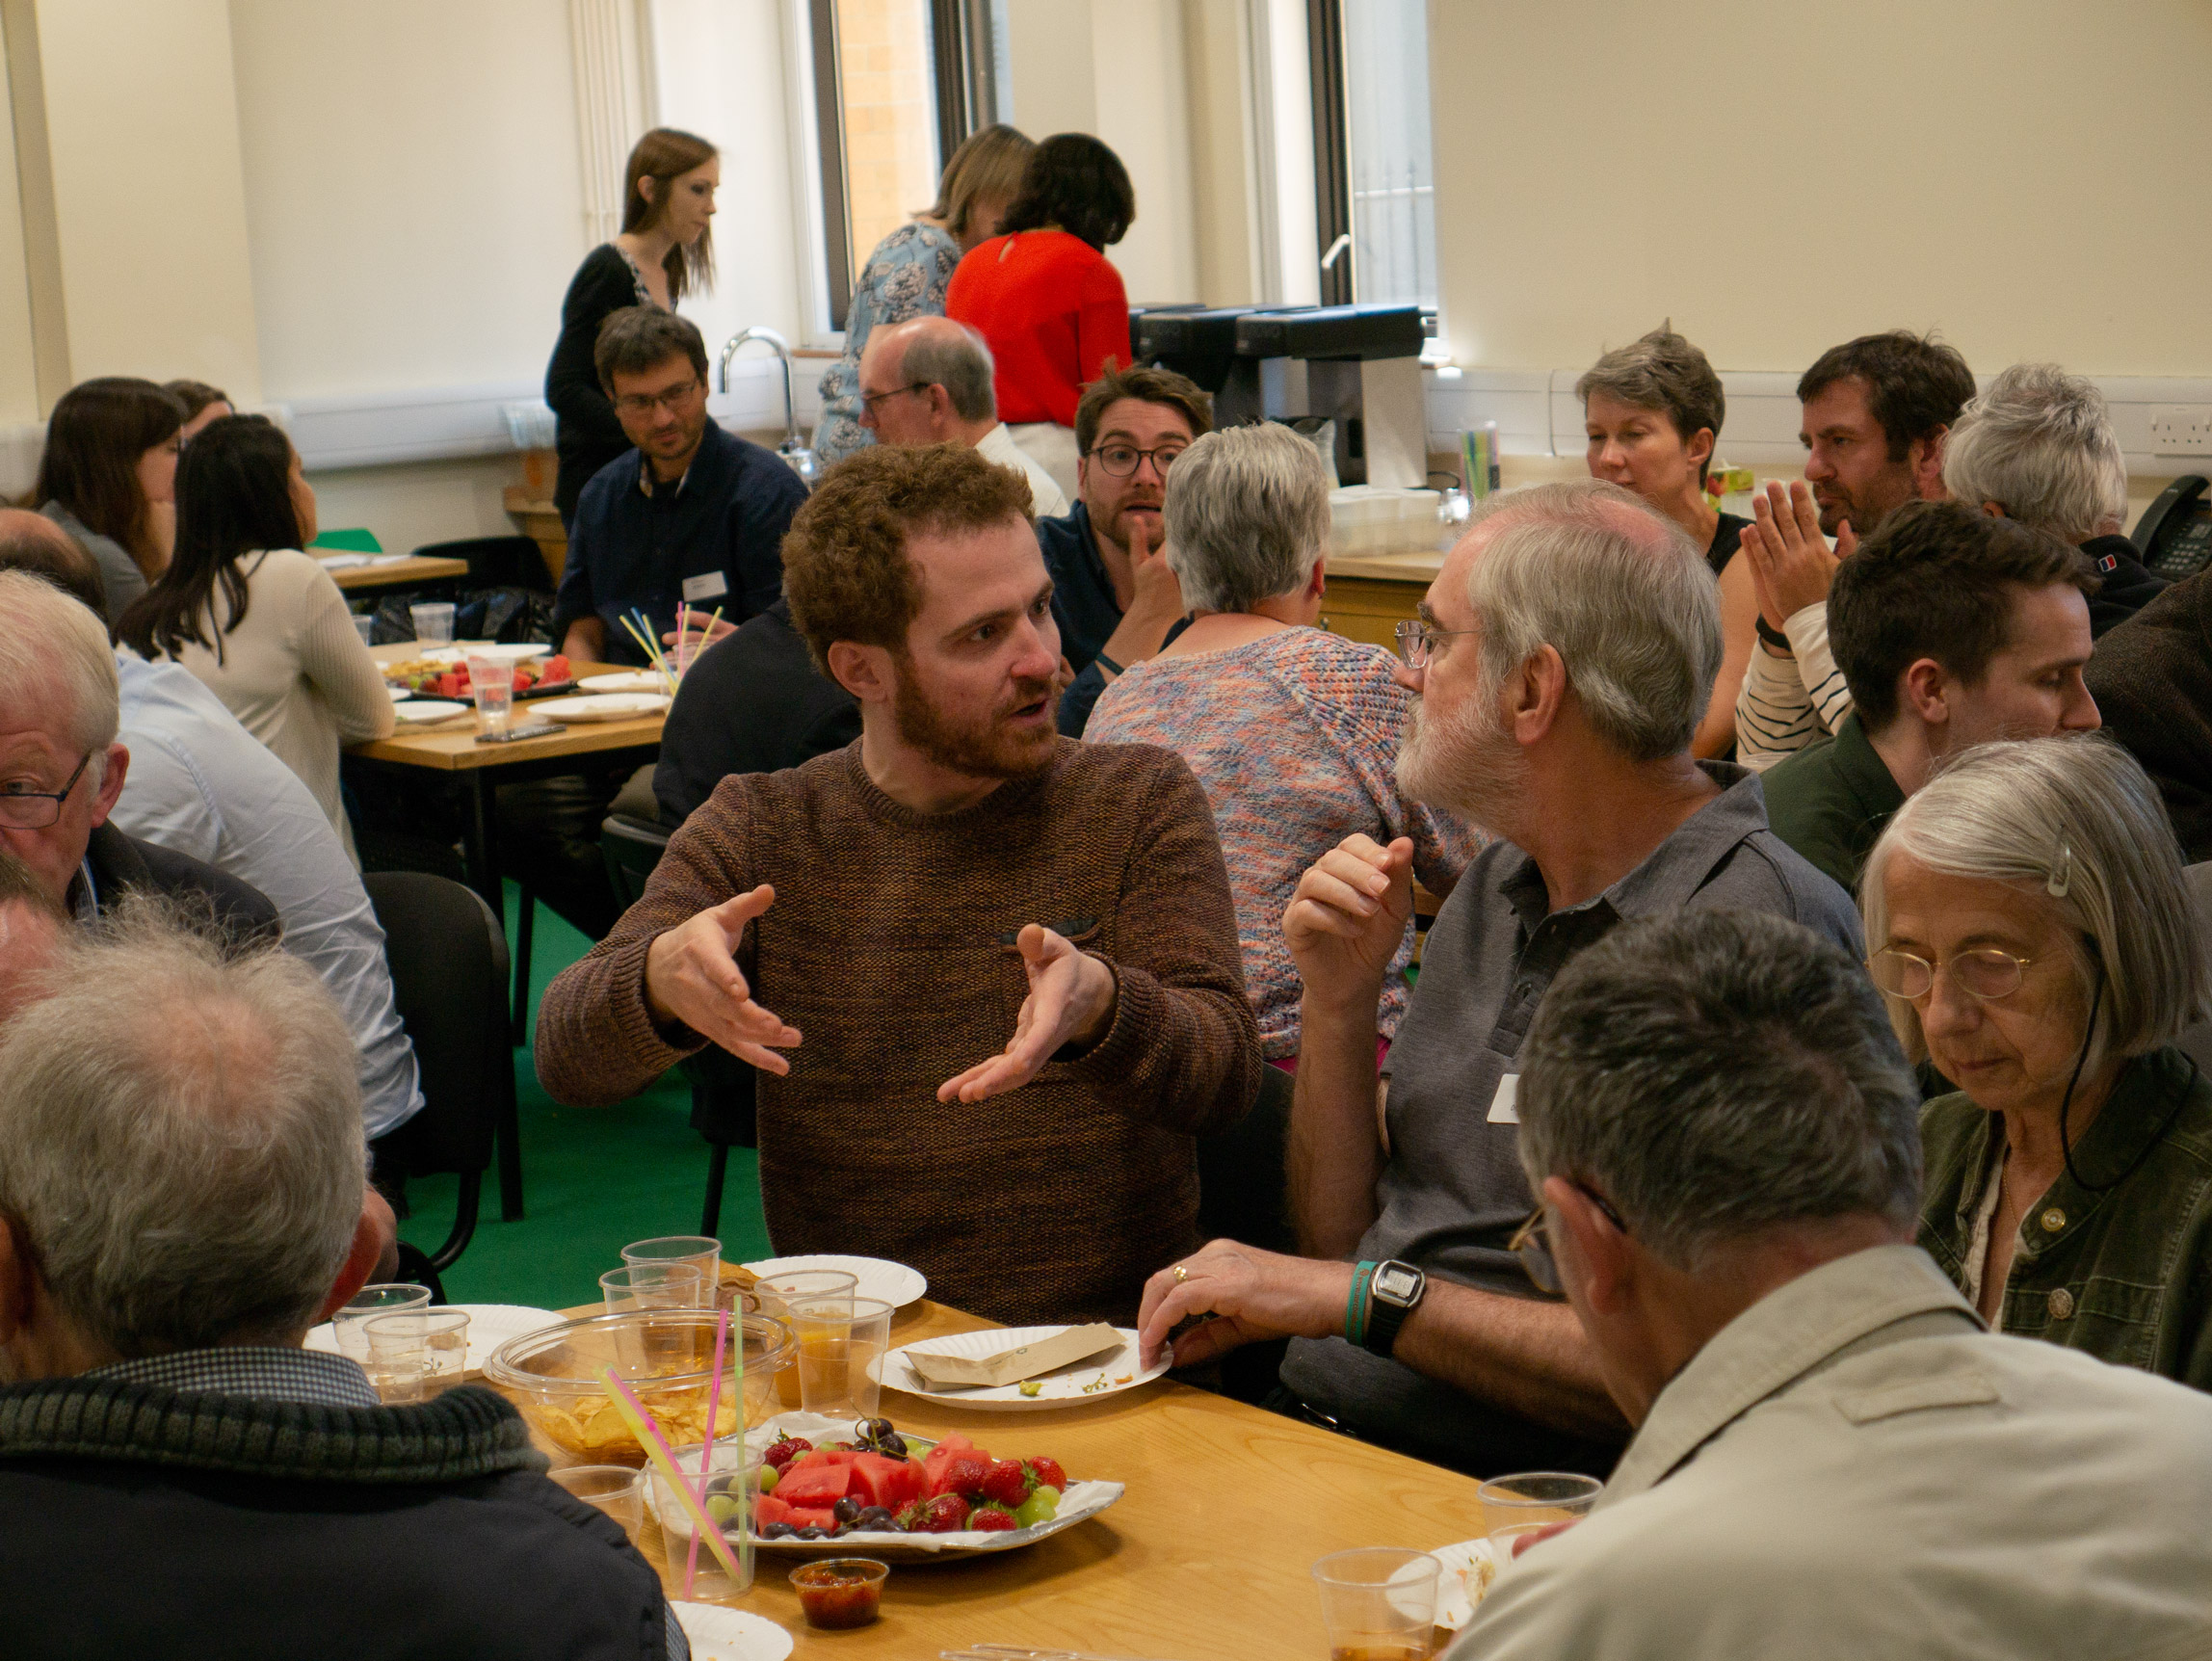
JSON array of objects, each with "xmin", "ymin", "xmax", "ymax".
[{"xmin": 2148, "ymin": 406, "xmax": 2212, "ymax": 456}]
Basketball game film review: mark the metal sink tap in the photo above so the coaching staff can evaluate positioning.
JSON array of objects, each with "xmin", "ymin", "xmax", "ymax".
[{"xmin": 721, "ymin": 326, "xmax": 820, "ymax": 490}]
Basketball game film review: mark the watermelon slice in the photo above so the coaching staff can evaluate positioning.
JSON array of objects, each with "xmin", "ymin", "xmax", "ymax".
[
  {"xmin": 773, "ymin": 1463, "xmax": 852, "ymax": 1508},
  {"xmin": 753, "ymin": 1493, "xmax": 795, "ymax": 1529},
  {"xmin": 921, "ymin": 1435, "xmax": 987, "ymax": 1493},
  {"xmin": 785, "ymin": 1504, "xmax": 838, "ymax": 1533},
  {"xmin": 850, "ymin": 1451, "xmax": 920, "ymax": 1512}
]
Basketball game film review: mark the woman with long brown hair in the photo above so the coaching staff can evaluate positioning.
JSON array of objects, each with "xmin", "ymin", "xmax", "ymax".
[
  {"xmin": 115, "ymin": 414, "xmax": 392, "ymax": 864},
  {"xmin": 812, "ymin": 122, "xmax": 1034, "ymax": 466},
  {"xmin": 33, "ymin": 377, "xmax": 186, "ymax": 622},
  {"xmin": 544, "ymin": 127, "xmax": 720, "ymax": 525}
]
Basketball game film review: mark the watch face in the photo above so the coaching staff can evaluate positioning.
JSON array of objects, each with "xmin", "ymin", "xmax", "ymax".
[{"xmin": 1375, "ymin": 1264, "xmax": 1422, "ymax": 1304}]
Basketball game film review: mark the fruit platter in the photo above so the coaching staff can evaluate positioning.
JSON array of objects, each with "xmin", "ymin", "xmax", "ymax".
[
  {"xmin": 382, "ymin": 653, "xmax": 575, "ymax": 701},
  {"xmin": 649, "ymin": 1411, "xmax": 1122, "ymax": 1563}
]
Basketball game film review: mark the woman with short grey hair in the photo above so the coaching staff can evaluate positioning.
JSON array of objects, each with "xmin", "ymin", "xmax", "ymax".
[
  {"xmin": 1861, "ymin": 733, "xmax": 2212, "ymax": 1386},
  {"xmin": 1086, "ymin": 423, "xmax": 1481, "ymax": 1065}
]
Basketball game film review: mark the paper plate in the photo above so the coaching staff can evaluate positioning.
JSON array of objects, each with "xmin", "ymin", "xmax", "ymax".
[
  {"xmin": 304, "ymin": 1303, "xmax": 564, "ymax": 1374},
  {"xmin": 670, "ymin": 1604, "xmax": 792, "ymax": 1661},
  {"xmin": 533, "ymin": 693, "xmax": 671, "ymax": 723},
  {"xmin": 391, "ymin": 699, "xmax": 470, "ymax": 725},
  {"xmin": 650, "ymin": 1411, "xmax": 1122, "ymax": 1563},
  {"xmin": 1434, "ymin": 1536, "xmax": 1505, "ymax": 1630},
  {"xmin": 385, "ymin": 683, "xmax": 410, "ymax": 701},
  {"xmin": 876, "ymin": 1324, "xmax": 1167, "ymax": 1411},
  {"xmin": 419, "ymin": 643, "xmax": 550, "ymax": 664},
  {"xmin": 743, "ymin": 1253, "xmax": 927, "ymax": 1310},
  {"xmin": 581, "ymin": 670, "xmax": 669, "ymax": 694}
]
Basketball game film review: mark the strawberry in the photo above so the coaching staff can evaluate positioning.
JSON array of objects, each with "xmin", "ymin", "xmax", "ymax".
[
  {"xmin": 980, "ymin": 1459, "xmax": 1033, "ymax": 1508},
  {"xmin": 762, "ymin": 1437, "xmax": 811, "ymax": 1471},
  {"xmin": 969, "ymin": 1505, "xmax": 1018, "ymax": 1532},
  {"xmin": 912, "ymin": 1493, "xmax": 970, "ymax": 1533},
  {"xmin": 933, "ymin": 1453, "xmax": 991, "ymax": 1500},
  {"xmin": 1023, "ymin": 1457, "xmax": 1068, "ymax": 1492}
]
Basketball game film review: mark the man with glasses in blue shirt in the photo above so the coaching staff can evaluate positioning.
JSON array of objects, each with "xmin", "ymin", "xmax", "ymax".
[{"xmin": 1036, "ymin": 365, "xmax": 1214, "ymax": 734}]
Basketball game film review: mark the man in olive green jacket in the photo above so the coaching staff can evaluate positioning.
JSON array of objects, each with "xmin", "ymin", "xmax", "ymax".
[{"xmin": 1449, "ymin": 910, "xmax": 2212, "ymax": 1661}]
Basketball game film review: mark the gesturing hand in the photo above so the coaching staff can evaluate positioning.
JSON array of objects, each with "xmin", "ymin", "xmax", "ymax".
[
  {"xmin": 1739, "ymin": 480, "xmax": 1852, "ymax": 627},
  {"xmin": 1136, "ymin": 1238, "xmax": 1355, "ymax": 1368},
  {"xmin": 643, "ymin": 885, "xmax": 802, "ymax": 1073},
  {"xmin": 1283, "ymin": 834, "xmax": 1413, "ymax": 1017},
  {"xmin": 938, "ymin": 924, "xmax": 1118, "ymax": 1102}
]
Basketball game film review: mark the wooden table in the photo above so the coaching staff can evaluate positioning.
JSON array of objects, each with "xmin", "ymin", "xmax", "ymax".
[
  {"xmin": 327, "ymin": 555, "xmax": 470, "ymax": 592},
  {"xmin": 1325, "ymin": 545, "xmax": 1447, "ymax": 653},
  {"xmin": 534, "ymin": 1292, "xmax": 1497, "ymax": 1657}
]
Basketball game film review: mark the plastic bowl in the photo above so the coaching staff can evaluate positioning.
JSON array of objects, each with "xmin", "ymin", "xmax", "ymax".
[
  {"xmin": 790, "ymin": 1557, "xmax": 888, "ymax": 1629},
  {"xmin": 484, "ymin": 1309, "xmax": 795, "ymax": 1467}
]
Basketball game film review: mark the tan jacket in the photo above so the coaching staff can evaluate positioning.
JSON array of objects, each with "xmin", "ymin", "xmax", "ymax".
[{"xmin": 1451, "ymin": 1246, "xmax": 2212, "ymax": 1660}]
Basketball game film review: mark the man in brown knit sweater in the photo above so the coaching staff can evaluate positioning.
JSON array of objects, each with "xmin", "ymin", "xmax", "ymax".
[{"xmin": 536, "ymin": 443, "xmax": 1260, "ymax": 1326}]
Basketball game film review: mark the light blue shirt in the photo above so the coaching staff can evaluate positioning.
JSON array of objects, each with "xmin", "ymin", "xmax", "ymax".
[{"xmin": 110, "ymin": 654, "xmax": 425, "ymax": 1140}]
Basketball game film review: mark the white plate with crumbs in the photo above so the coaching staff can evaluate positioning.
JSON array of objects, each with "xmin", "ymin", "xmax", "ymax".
[
  {"xmin": 390, "ymin": 699, "xmax": 470, "ymax": 725},
  {"xmin": 580, "ymin": 670, "xmax": 668, "ymax": 694},
  {"xmin": 743, "ymin": 1253, "xmax": 927, "ymax": 1310},
  {"xmin": 1434, "ymin": 1536, "xmax": 1506, "ymax": 1629},
  {"xmin": 671, "ymin": 1602, "xmax": 792, "ymax": 1661},
  {"xmin": 533, "ymin": 693, "xmax": 670, "ymax": 722},
  {"xmin": 874, "ymin": 1324, "xmax": 1168, "ymax": 1411}
]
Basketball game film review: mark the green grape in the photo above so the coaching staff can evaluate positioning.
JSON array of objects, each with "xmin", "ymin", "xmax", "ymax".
[
  {"xmin": 757, "ymin": 1463, "xmax": 778, "ymax": 1493},
  {"xmin": 705, "ymin": 1492, "xmax": 741, "ymax": 1523},
  {"xmin": 1013, "ymin": 1487, "xmax": 1060, "ymax": 1528}
]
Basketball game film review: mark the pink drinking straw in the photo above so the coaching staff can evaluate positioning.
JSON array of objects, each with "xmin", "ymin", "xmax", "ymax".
[
  {"xmin": 596, "ymin": 1369, "xmax": 745, "ymax": 1582},
  {"xmin": 682, "ymin": 1306, "xmax": 733, "ymax": 1597}
]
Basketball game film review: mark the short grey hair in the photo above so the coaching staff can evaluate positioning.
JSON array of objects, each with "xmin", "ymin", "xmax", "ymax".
[
  {"xmin": 1574, "ymin": 326, "xmax": 1726, "ymax": 485},
  {"xmin": 1862, "ymin": 734, "xmax": 2210, "ymax": 1074},
  {"xmin": 1941, "ymin": 363, "xmax": 2128, "ymax": 542},
  {"xmin": 1163, "ymin": 423, "xmax": 1331, "ymax": 612},
  {"xmin": 898, "ymin": 319, "xmax": 997, "ymax": 424},
  {"xmin": 1462, "ymin": 480, "xmax": 1721, "ymax": 761},
  {"xmin": 1518, "ymin": 910, "xmax": 1922, "ymax": 1270},
  {"xmin": 0, "ymin": 901, "xmax": 367, "ymax": 1356},
  {"xmin": 0, "ymin": 568, "xmax": 119, "ymax": 765}
]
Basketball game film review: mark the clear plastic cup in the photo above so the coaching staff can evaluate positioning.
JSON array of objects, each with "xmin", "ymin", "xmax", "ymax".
[
  {"xmin": 621, "ymin": 1236, "xmax": 722, "ymax": 1306},
  {"xmin": 1311, "ymin": 1546, "xmax": 1441, "ymax": 1660},
  {"xmin": 467, "ymin": 651, "xmax": 514, "ymax": 734},
  {"xmin": 753, "ymin": 1269, "xmax": 858, "ymax": 1323},
  {"xmin": 603, "ymin": 1262, "xmax": 707, "ymax": 1315},
  {"xmin": 792, "ymin": 1295, "xmax": 892, "ymax": 1420},
  {"xmin": 330, "ymin": 1282, "xmax": 432, "ymax": 1361},
  {"xmin": 651, "ymin": 1437, "xmax": 751, "ymax": 1597},
  {"xmin": 549, "ymin": 1464, "xmax": 644, "ymax": 1540},
  {"xmin": 363, "ymin": 1308, "xmax": 471, "ymax": 1404},
  {"xmin": 352, "ymin": 613, "xmax": 376, "ymax": 646},
  {"xmin": 409, "ymin": 601, "xmax": 455, "ymax": 644},
  {"xmin": 1488, "ymin": 1519, "xmax": 1570, "ymax": 1567},
  {"xmin": 1477, "ymin": 1471, "xmax": 1603, "ymax": 1526}
]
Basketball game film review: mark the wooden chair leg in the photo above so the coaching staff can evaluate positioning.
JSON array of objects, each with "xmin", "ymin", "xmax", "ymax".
[
  {"xmin": 700, "ymin": 1142, "xmax": 730, "ymax": 1238},
  {"xmin": 511, "ymin": 887, "xmax": 535, "ymax": 1044}
]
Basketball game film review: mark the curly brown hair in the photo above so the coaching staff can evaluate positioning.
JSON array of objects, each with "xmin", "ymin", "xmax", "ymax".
[{"xmin": 784, "ymin": 443, "xmax": 1038, "ymax": 672}]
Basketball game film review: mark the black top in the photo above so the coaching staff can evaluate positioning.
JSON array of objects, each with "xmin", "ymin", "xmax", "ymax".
[
  {"xmin": 653, "ymin": 597, "xmax": 862, "ymax": 825},
  {"xmin": 1707, "ymin": 510, "xmax": 1751, "ymax": 578},
  {"xmin": 550, "ymin": 422, "xmax": 808, "ymax": 666},
  {"xmin": 75, "ymin": 822, "xmax": 279, "ymax": 948},
  {"xmin": 1035, "ymin": 502, "xmax": 1123, "ymax": 736},
  {"xmin": 2080, "ymin": 533, "xmax": 2172, "ymax": 639},
  {"xmin": 545, "ymin": 243, "xmax": 653, "ymax": 526}
]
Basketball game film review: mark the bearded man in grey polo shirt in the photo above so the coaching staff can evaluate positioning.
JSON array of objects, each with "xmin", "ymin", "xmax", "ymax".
[{"xmin": 1136, "ymin": 479, "xmax": 1861, "ymax": 1476}]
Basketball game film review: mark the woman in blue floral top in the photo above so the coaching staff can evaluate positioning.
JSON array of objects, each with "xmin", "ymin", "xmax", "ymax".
[{"xmin": 814, "ymin": 125, "xmax": 1033, "ymax": 465}]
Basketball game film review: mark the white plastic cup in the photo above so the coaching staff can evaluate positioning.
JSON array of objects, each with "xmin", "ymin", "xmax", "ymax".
[{"xmin": 409, "ymin": 601, "xmax": 456, "ymax": 644}]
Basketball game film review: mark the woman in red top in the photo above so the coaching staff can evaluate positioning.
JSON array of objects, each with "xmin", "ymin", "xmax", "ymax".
[{"xmin": 945, "ymin": 133, "xmax": 1136, "ymax": 506}]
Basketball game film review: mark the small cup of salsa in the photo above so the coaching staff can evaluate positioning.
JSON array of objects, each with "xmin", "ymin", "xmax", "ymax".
[{"xmin": 789, "ymin": 1557, "xmax": 889, "ymax": 1629}]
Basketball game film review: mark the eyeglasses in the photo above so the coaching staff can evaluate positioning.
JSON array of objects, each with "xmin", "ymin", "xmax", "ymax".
[
  {"xmin": 1089, "ymin": 442, "xmax": 1188, "ymax": 478},
  {"xmin": 612, "ymin": 377, "xmax": 702, "ymax": 417},
  {"xmin": 0, "ymin": 751, "xmax": 93, "ymax": 830},
  {"xmin": 1868, "ymin": 945, "xmax": 2034, "ymax": 1002},
  {"xmin": 1393, "ymin": 619, "xmax": 1481, "ymax": 671},
  {"xmin": 1508, "ymin": 1186, "xmax": 1628, "ymax": 1298},
  {"xmin": 860, "ymin": 381, "xmax": 931, "ymax": 413}
]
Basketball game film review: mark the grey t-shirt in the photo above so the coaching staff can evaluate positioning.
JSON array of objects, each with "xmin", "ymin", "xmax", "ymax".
[
  {"xmin": 1280, "ymin": 763, "xmax": 1864, "ymax": 1466},
  {"xmin": 41, "ymin": 500, "xmax": 146, "ymax": 623}
]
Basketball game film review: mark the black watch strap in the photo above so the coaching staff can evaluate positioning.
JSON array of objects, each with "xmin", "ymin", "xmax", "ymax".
[{"xmin": 1362, "ymin": 1259, "xmax": 1426, "ymax": 1358}]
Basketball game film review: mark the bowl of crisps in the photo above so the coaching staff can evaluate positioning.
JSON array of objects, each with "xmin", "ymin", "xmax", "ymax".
[{"xmin": 485, "ymin": 1310, "xmax": 795, "ymax": 1467}]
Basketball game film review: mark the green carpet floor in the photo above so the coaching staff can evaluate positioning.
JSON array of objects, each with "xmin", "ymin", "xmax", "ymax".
[{"xmin": 397, "ymin": 884, "xmax": 772, "ymax": 1310}]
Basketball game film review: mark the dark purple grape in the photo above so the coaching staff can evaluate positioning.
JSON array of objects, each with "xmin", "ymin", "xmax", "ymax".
[
  {"xmin": 853, "ymin": 1506, "xmax": 895, "ymax": 1530},
  {"xmin": 878, "ymin": 1433, "xmax": 908, "ymax": 1457},
  {"xmin": 759, "ymin": 1522, "xmax": 794, "ymax": 1540},
  {"xmin": 796, "ymin": 1526, "xmax": 828, "ymax": 1541},
  {"xmin": 832, "ymin": 1496, "xmax": 862, "ymax": 1525}
]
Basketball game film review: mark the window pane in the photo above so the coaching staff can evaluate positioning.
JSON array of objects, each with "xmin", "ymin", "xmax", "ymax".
[
  {"xmin": 835, "ymin": 0, "xmax": 941, "ymax": 272},
  {"xmin": 1342, "ymin": 0, "xmax": 1436, "ymax": 309}
]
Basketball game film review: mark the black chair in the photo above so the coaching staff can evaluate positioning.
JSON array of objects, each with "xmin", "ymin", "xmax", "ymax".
[
  {"xmin": 601, "ymin": 815, "xmax": 759, "ymax": 1235},
  {"xmin": 363, "ymin": 872, "xmax": 524, "ymax": 1260},
  {"xmin": 1197, "ymin": 1064, "xmax": 1297, "ymax": 1404},
  {"xmin": 413, "ymin": 534, "xmax": 553, "ymax": 592}
]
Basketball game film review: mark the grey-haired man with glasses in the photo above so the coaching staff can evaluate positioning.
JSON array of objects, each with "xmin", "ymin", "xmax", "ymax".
[
  {"xmin": 1035, "ymin": 363, "xmax": 1214, "ymax": 734},
  {"xmin": 1136, "ymin": 479, "xmax": 1858, "ymax": 1479}
]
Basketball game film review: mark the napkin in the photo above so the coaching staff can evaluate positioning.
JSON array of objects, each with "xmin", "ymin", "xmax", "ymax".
[{"xmin": 905, "ymin": 1323, "xmax": 1122, "ymax": 1388}]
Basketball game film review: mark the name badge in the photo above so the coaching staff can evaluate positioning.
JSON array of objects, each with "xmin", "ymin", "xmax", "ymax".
[
  {"xmin": 1488, "ymin": 1073, "xmax": 1519, "ymax": 1124},
  {"xmin": 681, "ymin": 571, "xmax": 730, "ymax": 603}
]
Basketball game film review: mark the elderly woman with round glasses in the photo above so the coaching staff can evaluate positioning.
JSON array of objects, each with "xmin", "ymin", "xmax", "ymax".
[{"xmin": 1861, "ymin": 734, "xmax": 2212, "ymax": 1387}]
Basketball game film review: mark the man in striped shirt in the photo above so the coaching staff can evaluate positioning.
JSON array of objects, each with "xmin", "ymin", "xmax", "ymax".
[{"xmin": 1735, "ymin": 332, "xmax": 1975, "ymax": 768}]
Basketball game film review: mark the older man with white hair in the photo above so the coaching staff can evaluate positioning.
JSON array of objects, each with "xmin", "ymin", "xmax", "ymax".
[
  {"xmin": 1442, "ymin": 908, "xmax": 2212, "ymax": 1660},
  {"xmin": 856, "ymin": 314, "xmax": 1069, "ymax": 516},
  {"xmin": 0, "ymin": 910, "xmax": 684, "ymax": 1659},
  {"xmin": 1136, "ymin": 479, "xmax": 1859, "ymax": 1476},
  {"xmin": 1942, "ymin": 361, "xmax": 2168, "ymax": 635}
]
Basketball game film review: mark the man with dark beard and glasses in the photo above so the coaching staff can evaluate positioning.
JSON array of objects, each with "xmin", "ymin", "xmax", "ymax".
[
  {"xmin": 1132, "ymin": 480, "xmax": 1858, "ymax": 1478},
  {"xmin": 536, "ymin": 443, "xmax": 1260, "ymax": 1327}
]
